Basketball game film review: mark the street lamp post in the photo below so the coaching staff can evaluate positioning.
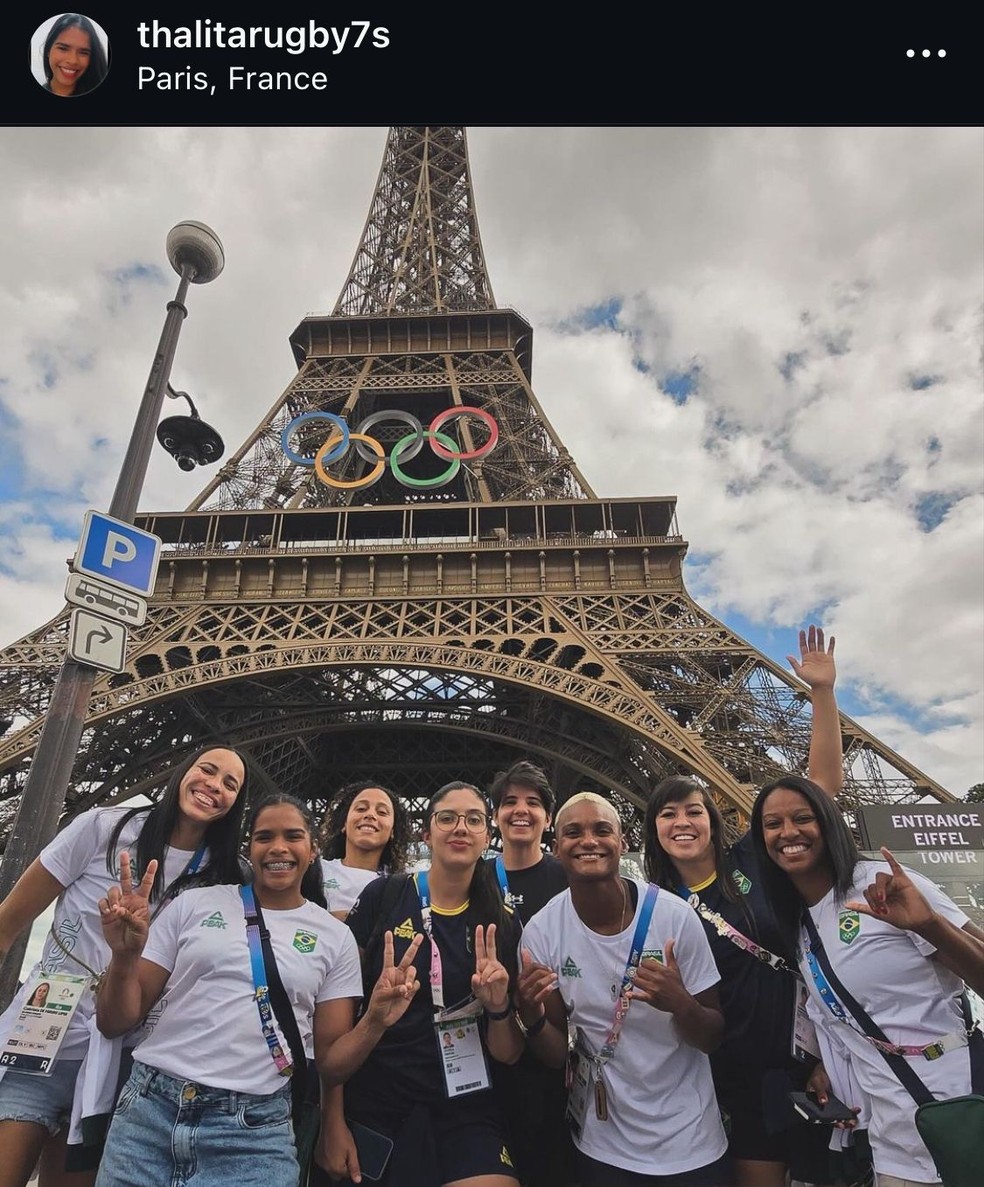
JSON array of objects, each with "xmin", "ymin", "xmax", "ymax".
[{"xmin": 0, "ymin": 222, "xmax": 224, "ymax": 1010}]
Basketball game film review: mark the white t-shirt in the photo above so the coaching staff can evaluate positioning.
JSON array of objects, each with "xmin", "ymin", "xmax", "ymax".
[
  {"xmin": 320, "ymin": 857, "xmax": 383, "ymax": 915},
  {"xmin": 523, "ymin": 880, "xmax": 727, "ymax": 1175},
  {"xmin": 0, "ymin": 807, "xmax": 198, "ymax": 1061},
  {"xmin": 136, "ymin": 884, "xmax": 363, "ymax": 1093},
  {"xmin": 801, "ymin": 859, "xmax": 972, "ymax": 1181}
]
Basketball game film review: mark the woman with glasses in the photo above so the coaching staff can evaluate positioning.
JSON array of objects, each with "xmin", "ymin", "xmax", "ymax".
[{"xmin": 324, "ymin": 781, "xmax": 524, "ymax": 1187}]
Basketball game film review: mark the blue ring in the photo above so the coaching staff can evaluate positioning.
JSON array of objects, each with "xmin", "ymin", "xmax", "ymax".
[{"xmin": 281, "ymin": 412, "xmax": 350, "ymax": 468}]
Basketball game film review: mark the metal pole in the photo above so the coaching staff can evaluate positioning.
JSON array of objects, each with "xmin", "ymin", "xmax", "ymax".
[{"xmin": 0, "ymin": 266, "xmax": 196, "ymax": 1010}]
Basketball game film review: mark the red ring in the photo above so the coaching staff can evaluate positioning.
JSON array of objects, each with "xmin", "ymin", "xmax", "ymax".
[{"xmin": 427, "ymin": 407, "xmax": 499, "ymax": 461}]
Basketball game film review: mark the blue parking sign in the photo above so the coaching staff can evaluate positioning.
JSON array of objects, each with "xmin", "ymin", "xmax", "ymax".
[{"xmin": 73, "ymin": 511, "xmax": 162, "ymax": 597}]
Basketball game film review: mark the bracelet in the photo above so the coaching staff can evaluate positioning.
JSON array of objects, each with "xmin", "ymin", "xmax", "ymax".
[
  {"xmin": 484, "ymin": 1003, "xmax": 513, "ymax": 1021},
  {"xmin": 524, "ymin": 1013, "xmax": 547, "ymax": 1039}
]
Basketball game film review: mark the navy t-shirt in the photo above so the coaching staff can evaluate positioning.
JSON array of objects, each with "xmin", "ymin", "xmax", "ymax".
[
  {"xmin": 345, "ymin": 874, "xmax": 516, "ymax": 1119},
  {"xmin": 684, "ymin": 833, "xmax": 800, "ymax": 1083},
  {"xmin": 488, "ymin": 852, "xmax": 568, "ymax": 925}
]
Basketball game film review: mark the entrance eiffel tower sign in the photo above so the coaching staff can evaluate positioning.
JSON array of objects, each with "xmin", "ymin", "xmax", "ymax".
[{"xmin": 0, "ymin": 126, "xmax": 953, "ymax": 854}]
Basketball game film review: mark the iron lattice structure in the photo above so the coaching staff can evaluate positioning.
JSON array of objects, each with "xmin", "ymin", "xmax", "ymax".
[{"xmin": 0, "ymin": 126, "xmax": 954, "ymax": 849}]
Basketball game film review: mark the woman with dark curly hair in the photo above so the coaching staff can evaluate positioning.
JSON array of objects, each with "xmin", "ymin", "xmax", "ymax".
[
  {"xmin": 41, "ymin": 14, "xmax": 109, "ymax": 97},
  {"xmin": 319, "ymin": 783, "xmax": 411, "ymax": 920}
]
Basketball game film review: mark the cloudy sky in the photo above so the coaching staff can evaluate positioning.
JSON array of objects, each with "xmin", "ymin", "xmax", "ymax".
[{"xmin": 1, "ymin": 126, "xmax": 981, "ymax": 797}]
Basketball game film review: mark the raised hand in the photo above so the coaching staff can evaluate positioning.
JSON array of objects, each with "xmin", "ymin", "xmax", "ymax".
[
  {"xmin": 846, "ymin": 847, "xmax": 935, "ymax": 933},
  {"xmin": 515, "ymin": 948, "xmax": 558, "ymax": 1021},
  {"xmin": 364, "ymin": 931, "xmax": 423, "ymax": 1030},
  {"xmin": 471, "ymin": 924, "xmax": 510, "ymax": 1013},
  {"xmin": 630, "ymin": 938, "xmax": 690, "ymax": 1014},
  {"xmin": 98, "ymin": 852, "xmax": 157, "ymax": 957},
  {"xmin": 787, "ymin": 624, "xmax": 836, "ymax": 691}
]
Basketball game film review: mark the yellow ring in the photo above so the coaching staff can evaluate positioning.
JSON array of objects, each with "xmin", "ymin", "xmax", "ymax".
[{"xmin": 314, "ymin": 432, "xmax": 385, "ymax": 489}]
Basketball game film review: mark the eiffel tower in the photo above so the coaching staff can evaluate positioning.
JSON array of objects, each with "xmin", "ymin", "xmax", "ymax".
[{"xmin": 0, "ymin": 126, "xmax": 954, "ymax": 851}]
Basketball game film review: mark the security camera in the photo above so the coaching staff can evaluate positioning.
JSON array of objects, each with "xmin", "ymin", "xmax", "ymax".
[{"xmin": 156, "ymin": 414, "xmax": 225, "ymax": 471}]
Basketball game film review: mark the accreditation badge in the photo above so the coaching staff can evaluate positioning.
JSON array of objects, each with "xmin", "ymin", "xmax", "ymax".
[
  {"xmin": 565, "ymin": 1028, "xmax": 607, "ymax": 1137},
  {"xmin": 790, "ymin": 981, "xmax": 821, "ymax": 1062},
  {"xmin": 435, "ymin": 998, "xmax": 490, "ymax": 1099},
  {"xmin": 0, "ymin": 972, "xmax": 89, "ymax": 1074}
]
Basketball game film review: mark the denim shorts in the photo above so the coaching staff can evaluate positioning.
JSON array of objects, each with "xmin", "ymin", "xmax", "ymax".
[
  {"xmin": 94, "ymin": 1061, "xmax": 298, "ymax": 1187},
  {"xmin": 0, "ymin": 1058, "xmax": 83, "ymax": 1134}
]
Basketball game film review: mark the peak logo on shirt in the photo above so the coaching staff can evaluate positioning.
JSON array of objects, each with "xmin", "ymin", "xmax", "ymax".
[
  {"xmin": 499, "ymin": 1146, "xmax": 514, "ymax": 1168},
  {"xmin": 561, "ymin": 956, "xmax": 581, "ymax": 978},
  {"xmin": 201, "ymin": 911, "xmax": 227, "ymax": 929},
  {"xmin": 393, "ymin": 917, "xmax": 416, "ymax": 940},
  {"xmin": 838, "ymin": 910, "xmax": 861, "ymax": 945},
  {"xmin": 293, "ymin": 930, "xmax": 318, "ymax": 954},
  {"xmin": 732, "ymin": 869, "xmax": 752, "ymax": 896},
  {"xmin": 324, "ymin": 876, "xmax": 341, "ymax": 890}
]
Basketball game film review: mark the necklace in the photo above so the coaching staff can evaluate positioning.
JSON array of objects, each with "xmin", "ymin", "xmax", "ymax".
[{"xmin": 617, "ymin": 876, "xmax": 627, "ymax": 931}]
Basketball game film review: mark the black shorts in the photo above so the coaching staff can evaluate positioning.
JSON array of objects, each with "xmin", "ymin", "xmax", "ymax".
[
  {"xmin": 717, "ymin": 1068, "xmax": 830, "ymax": 1180},
  {"xmin": 337, "ymin": 1091, "xmax": 519, "ymax": 1186}
]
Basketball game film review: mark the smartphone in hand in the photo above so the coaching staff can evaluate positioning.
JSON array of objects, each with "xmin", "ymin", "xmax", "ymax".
[{"xmin": 789, "ymin": 1090, "xmax": 858, "ymax": 1124}]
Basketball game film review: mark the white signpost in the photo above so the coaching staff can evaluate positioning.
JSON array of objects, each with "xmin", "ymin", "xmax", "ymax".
[{"xmin": 64, "ymin": 511, "xmax": 162, "ymax": 672}]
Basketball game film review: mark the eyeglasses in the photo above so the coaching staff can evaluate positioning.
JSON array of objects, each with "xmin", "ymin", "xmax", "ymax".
[{"xmin": 430, "ymin": 809, "xmax": 489, "ymax": 833}]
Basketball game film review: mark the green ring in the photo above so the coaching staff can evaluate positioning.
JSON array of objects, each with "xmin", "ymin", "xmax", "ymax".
[{"xmin": 390, "ymin": 430, "xmax": 461, "ymax": 488}]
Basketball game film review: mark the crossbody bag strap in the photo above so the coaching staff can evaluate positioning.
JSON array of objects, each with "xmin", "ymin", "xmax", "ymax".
[
  {"xmin": 239, "ymin": 886, "xmax": 308, "ymax": 1122},
  {"xmin": 684, "ymin": 892, "xmax": 799, "ymax": 976},
  {"xmin": 365, "ymin": 873, "xmax": 413, "ymax": 954},
  {"xmin": 801, "ymin": 910, "xmax": 934, "ymax": 1107}
]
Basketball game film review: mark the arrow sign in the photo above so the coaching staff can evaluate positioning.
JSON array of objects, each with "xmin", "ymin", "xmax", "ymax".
[{"xmin": 68, "ymin": 608, "xmax": 128, "ymax": 674}]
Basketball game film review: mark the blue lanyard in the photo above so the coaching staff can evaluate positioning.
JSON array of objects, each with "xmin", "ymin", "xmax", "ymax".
[
  {"xmin": 184, "ymin": 843, "xmax": 206, "ymax": 875},
  {"xmin": 494, "ymin": 855, "xmax": 511, "ymax": 902},
  {"xmin": 149, "ymin": 843, "xmax": 209, "ymax": 924},
  {"xmin": 238, "ymin": 886, "xmax": 294, "ymax": 1076},
  {"xmin": 597, "ymin": 882, "xmax": 659, "ymax": 1064},
  {"xmin": 800, "ymin": 928, "xmax": 851, "ymax": 1025}
]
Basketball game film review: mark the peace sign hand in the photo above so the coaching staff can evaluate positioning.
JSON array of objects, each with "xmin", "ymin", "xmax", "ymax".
[
  {"xmin": 787, "ymin": 624, "xmax": 836, "ymax": 692},
  {"xmin": 365, "ymin": 931, "xmax": 423, "ymax": 1030},
  {"xmin": 846, "ymin": 847, "xmax": 936, "ymax": 933},
  {"xmin": 630, "ymin": 938, "xmax": 689, "ymax": 1014},
  {"xmin": 471, "ymin": 924, "xmax": 510, "ymax": 1014},
  {"xmin": 98, "ymin": 851, "xmax": 157, "ymax": 957}
]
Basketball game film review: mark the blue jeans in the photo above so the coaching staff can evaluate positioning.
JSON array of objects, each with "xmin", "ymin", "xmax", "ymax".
[{"xmin": 95, "ymin": 1061, "xmax": 298, "ymax": 1187}]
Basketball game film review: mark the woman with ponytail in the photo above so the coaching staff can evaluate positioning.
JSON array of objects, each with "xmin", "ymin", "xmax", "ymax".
[
  {"xmin": 328, "ymin": 781, "xmax": 524, "ymax": 1187},
  {"xmin": 93, "ymin": 793, "xmax": 418, "ymax": 1187}
]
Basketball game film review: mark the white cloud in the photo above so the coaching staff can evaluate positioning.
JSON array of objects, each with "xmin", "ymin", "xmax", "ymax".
[{"xmin": 0, "ymin": 126, "xmax": 981, "ymax": 794}]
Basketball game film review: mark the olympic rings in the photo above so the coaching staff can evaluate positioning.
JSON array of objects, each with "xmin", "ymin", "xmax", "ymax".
[{"xmin": 280, "ymin": 406, "xmax": 499, "ymax": 490}]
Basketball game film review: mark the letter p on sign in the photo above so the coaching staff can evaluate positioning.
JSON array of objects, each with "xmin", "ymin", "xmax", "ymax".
[{"xmin": 102, "ymin": 531, "xmax": 138, "ymax": 568}]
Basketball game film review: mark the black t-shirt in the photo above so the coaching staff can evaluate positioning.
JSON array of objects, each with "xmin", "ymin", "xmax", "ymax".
[
  {"xmin": 489, "ymin": 852, "xmax": 569, "ymax": 925},
  {"xmin": 684, "ymin": 833, "xmax": 799, "ymax": 1081},
  {"xmin": 345, "ymin": 873, "xmax": 517, "ymax": 1118}
]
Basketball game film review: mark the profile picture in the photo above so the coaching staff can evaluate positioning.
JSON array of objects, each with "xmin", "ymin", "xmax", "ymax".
[
  {"xmin": 31, "ymin": 13, "xmax": 110, "ymax": 97},
  {"xmin": 27, "ymin": 981, "xmax": 51, "ymax": 1008},
  {"xmin": 442, "ymin": 1031, "xmax": 453, "ymax": 1048}
]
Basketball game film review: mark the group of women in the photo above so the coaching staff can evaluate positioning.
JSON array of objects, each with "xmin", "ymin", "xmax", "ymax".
[{"xmin": 0, "ymin": 625, "xmax": 979, "ymax": 1187}]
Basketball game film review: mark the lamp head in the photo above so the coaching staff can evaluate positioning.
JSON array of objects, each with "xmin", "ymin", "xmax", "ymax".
[
  {"xmin": 157, "ymin": 414, "xmax": 225, "ymax": 471},
  {"xmin": 166, "ymin": 221, "xmax": 224, "ymax": 284}
]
